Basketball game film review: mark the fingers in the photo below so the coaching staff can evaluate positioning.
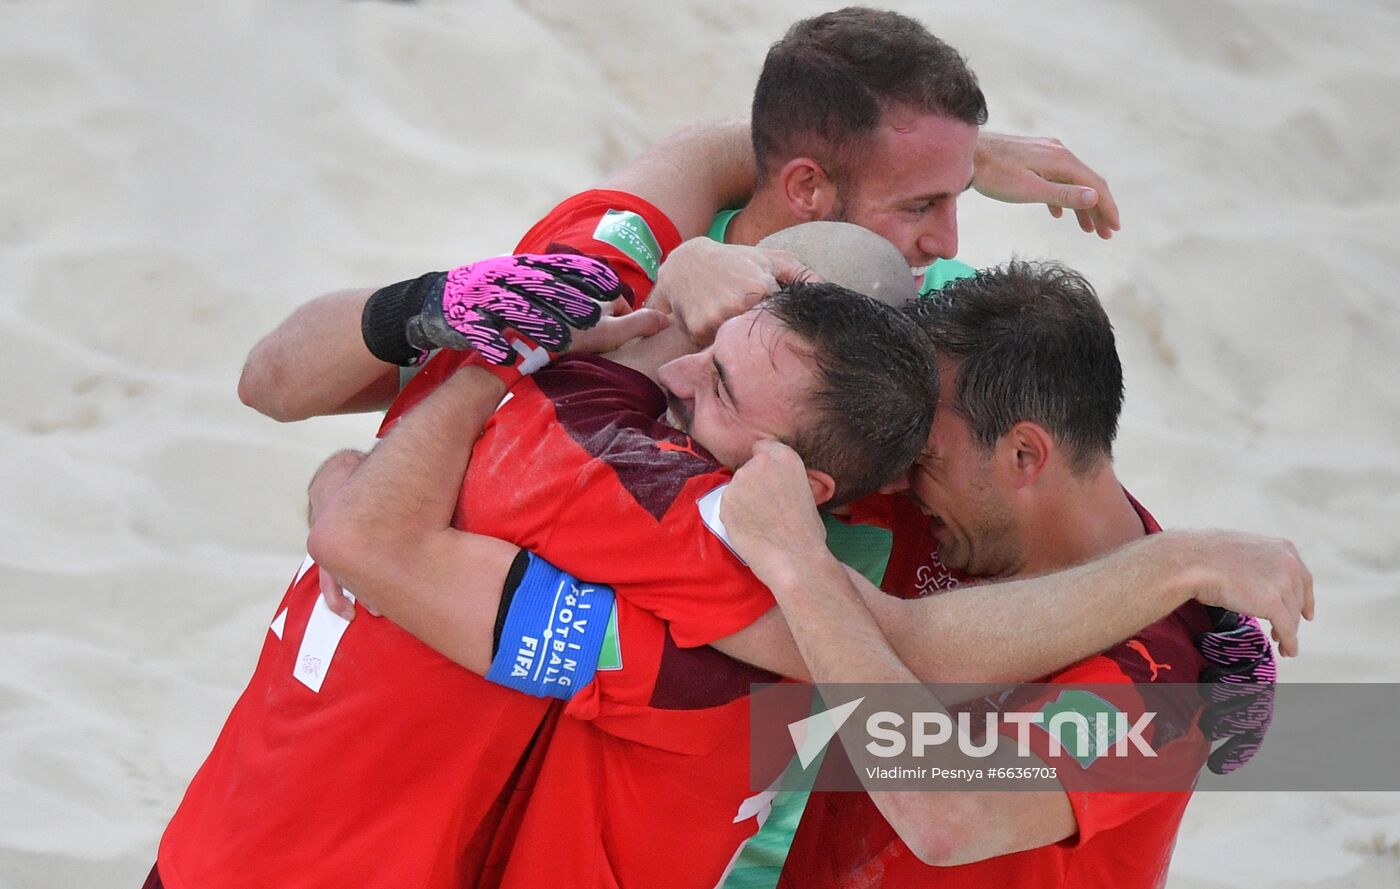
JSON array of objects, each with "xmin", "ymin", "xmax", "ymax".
[
  {"xmin": 1040, "ymin": 150, "xmax": 1119, "ymax": 238},
  {"xmin": 506, "ymin": 276, "xmax": 605, "ymax": 329},
  {"xmin": 760, "ymin": 248, "xmax": 820, "ymax": 285},
  {"xmin": 1052, "ymin": 182, "xmax": 1099, "ymax": 211},
  {"xmin": 1272, "ymin": 605, "xmax": 1299, "ymax": 657},
  {"xmin": 321, "ymin": 569, "xmax": 356, "ymax": 622},
  {"xmin": 752, "ymin": 438, "xmax": 801, "ymax": 462},
  {"xmin": 570, "ymin": 309, "xmax": 670, "ymax": 353},
  {"xmin": 1088, "ymin": 179, "xmax": 1121, "ymax": 236},
  {"xmin": 1298, "ymin": 547, "xmax": 1316, "ymax": 622},
  {"xmin": 521, "ymin": 253, "xmax": 624, "ymax": 300}
]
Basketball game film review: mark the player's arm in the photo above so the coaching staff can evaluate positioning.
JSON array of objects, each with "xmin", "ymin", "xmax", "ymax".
[
  {"xmin": 722, "ymin": 441, "xmax": 1074, "ymax": 864},
  {"xmin": 238, "ymin": 287, "xmax": 400, "ymax": 421},
  {"xmin": 307, "ymin": 365, "xmax": 519, "ymax": 673},
  {"xmin": 603, "ymin": 118, "xmax": 1121, "ymax": 241},
  {"xmin": 711, "ymin": 444, "xmax": 1313, "ymax": 683},
  {"xmin": 238, "ymin": 153, "xmax": 712, "ymax": 424},
  {"xmin": 307, "ymin": 251, "xmax": 641, "ymax": 672},
  {"xmin": 600, "ymin": 117, "xmax": 755, "ymax": 245}
]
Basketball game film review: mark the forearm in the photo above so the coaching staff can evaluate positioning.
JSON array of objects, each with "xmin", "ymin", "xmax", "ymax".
[
  {"xmin": 758, "ymin": 549, "xmax": 1072, "ymax": 866},
  {"xmin": 239, "ymin": 287, "xmax": 399, "ymax": 421},
  {"xmin": 872, "ymin": 534, "xmax": 1190, "ymax": 683},
  {"xmin": 600, "ymin": 118, "xmax": 754, "ymax": 240},
  {"xmin": 308, "ymin": 366, "xmax": 508, "ymax": 623},
  {"xmin": 763, "ymin": 552, "xmax": 918, "ymax": 686},
  {"xmin": 306, "ymin": 449, "xmax": 367, "ymax": 526}
]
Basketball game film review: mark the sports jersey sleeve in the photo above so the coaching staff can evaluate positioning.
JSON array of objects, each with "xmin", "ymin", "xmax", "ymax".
[
  {"xmin": 379, "ymin": 189, "xmax": 682, "ymax": 433},
  {"xmin": 512, "ymin": 188, "xmax": 683, "ymax": 308},
  {"xmin": 452, "ymin": 355, "xmax": 776, "ymax": 650},
  {"xmin": 543, "ymin": 471, "xmax": 776, "ymax": 648},
  {"xmin": 559, "ymin": 595, "xmax": 784, "ymax": 755}
]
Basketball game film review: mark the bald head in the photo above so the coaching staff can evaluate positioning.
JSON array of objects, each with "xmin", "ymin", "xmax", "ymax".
[{"xmin": 758, "ymin": 221, "xmax": 917, "ymax": 306}]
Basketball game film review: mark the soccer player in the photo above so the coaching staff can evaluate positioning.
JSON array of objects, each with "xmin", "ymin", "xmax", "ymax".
[
  {"xmin": 296, "ymin": 244, "xmax": 1305, "ymax": 889},
  {"xmin": 155, "ymin": 195, "xmax": 1251, "ymax": 889},
  {"xmin": 236, "ymin": 9, "xmax": 1118, "ymax": 428},
  {"xmin": 715, "ymin": 262, "xmax": 1300, "ymax": 887}
]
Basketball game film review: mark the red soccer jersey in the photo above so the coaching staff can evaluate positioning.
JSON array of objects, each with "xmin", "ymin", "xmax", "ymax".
[
  {"xmin": 158, "ymin": 190, "xmax": 785, "ymax": 889},
  {"xmin": 459, "ymin": 356, "xmax": 801, "ymax": 889},
  {"xmin": 479, "ymin": 606, "xmax": 800, "ymax": 889},
  {"xmin": 843, "ymin": 491, "xmax": 969, "ymax": 598},
  {"xmin": 779, "ymin": 496, "xmax": 1213, "ymax": 889}
]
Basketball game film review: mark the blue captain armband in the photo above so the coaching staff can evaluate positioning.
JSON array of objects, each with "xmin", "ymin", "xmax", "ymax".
[{"xmin": 486, "ymin": 552, "xmax": 617, "ymax": 700}]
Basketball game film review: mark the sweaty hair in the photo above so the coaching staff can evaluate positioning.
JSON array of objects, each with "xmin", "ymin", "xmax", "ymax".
[
  {"xmin": 906, "ymin": 261, "xmax": 1124, "ymax": 475},
  {"xmin": 760, "ymin": 280, "xmax": 938, "ymax": 506},
  {"xmin": 751, "ymin": 7, "xmax": 988, "ymax": 183}
]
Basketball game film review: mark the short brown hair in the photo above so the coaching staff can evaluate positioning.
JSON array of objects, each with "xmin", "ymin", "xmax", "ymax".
[
  {"xmin": 906, "ymin": 262, "xmax": 1123, "ymax": 475},
  {"xmin": 752, "ymin": 7, "xmax": 988, "ymax": 183},
  {"xmin": 762, "ymin": 280, "xmax": 938, "ymax": 506}
]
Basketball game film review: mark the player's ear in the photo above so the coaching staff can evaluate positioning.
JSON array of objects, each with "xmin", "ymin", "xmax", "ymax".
[
  {"xmin": 778, "ymin": 157, "xmax": 836, "ymax": 221},
  {"xmin": 806, "ymin": 469, "xmax": 837, "ymax": 507},
  {"xmin": 1001, "ymin": 421, "xmax": 1053, "ymax": 488}
]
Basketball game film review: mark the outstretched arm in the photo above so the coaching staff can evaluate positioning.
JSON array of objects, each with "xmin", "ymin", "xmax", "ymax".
[
  {"xmin": 720, "ymin": 441, "xmax": 1076, "ymax": 864},
  {"xmin": 712, "ymin": 444, "xmax": 1312, "ymax": 684},
  {"xmin": 972, "ymin": 132, "xmax": 1120, "ymax": 239},
  {"xmin": 239, "ymin": 123, "xmax": 742, "ymax": 424}
]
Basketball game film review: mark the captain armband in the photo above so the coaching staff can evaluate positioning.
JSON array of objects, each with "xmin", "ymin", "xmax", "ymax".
[{"xmin": 486, "ymin": 551, "xmax": 617, "ymax": 701}]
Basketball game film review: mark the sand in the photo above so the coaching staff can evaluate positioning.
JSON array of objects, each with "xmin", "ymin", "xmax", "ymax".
[{"xmin": 1, "ymin": 1, "xmax": 1397, "ymax": 886}]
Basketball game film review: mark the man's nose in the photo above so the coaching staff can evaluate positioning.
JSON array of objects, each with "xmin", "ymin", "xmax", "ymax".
[
  {"xmin": 917, "ymin": 204, "xmax": 959, "ymax": 261},
  {"xmin": 657, "ymin": 354, "xmax": 697, "ymax": 397}
]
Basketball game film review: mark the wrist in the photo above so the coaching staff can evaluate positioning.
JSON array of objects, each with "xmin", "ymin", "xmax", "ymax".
[
  {"xmin": 454, "ymin": 364, "xmax": 510, "ymax": 401},
  {"xmin": 362, "ymin": 273, "xmax": 444, "ymax": 366},
  {"xmin": 757, "ymin": 545, "xmax": 846, "ymax": 603},
  {"xmin": 1155, "ymin": 531, "xmax": 1218, "ymax": 608}
]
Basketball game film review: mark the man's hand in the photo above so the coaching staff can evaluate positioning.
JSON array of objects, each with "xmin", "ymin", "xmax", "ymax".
[
  {"xmin": 407, "ymin": 253, "xmax": 628, "ymax": 362},
  {"xmin": 1196, "ymin": 609, "xmax": 1277, "ymax": 774},
  {"xmin": 569, "ymin": 299, "xmax": 671, "ymax": 354},
  {"xmin": 307, "ymin": 449, "xmax": 366, "ymax": 527},
  {"xmin": 719, "ymin": 440, "xmax": 828, "ymax": 582},
  {"xmin": 649, "ymin": 240, "xmax": 813, "ymax": 345},
  {"xmin": 973, "ymin": 132, "xmax": 1120, "ymax": 239},
  {"xmin": 1168, "ymin": 530, "xmax": 1314, "ymax": 657},
  {"xmin": 305, "ymin": 449, "xmax": 379, "ymax": 621}
]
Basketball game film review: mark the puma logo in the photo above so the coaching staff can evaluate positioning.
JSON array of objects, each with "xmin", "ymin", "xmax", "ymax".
[
  {"xmin": 656, "ymin": 438, "xmax": 705, "ymax": 460},
  {"xmin": 1127, "ymin": 640, "xmax": 1172, "ymax": 682}
]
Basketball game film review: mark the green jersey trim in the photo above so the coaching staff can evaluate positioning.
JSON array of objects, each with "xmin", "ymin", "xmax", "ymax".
[{"xmin": 593, "ymin": 209, "xmax": 663, "ymax": 281}]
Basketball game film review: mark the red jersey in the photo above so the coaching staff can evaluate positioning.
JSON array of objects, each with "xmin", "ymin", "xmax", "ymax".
[
  {"xmin": 159, "ymin": 190, "xmax": 786, "ymax": 889},
  {"xmin": 472, "ymin": 591, "xmax": 801, "ymax": 889},
  {"xmin": 780, "ymin": 495, "xmax": 1212, "ymax": 889}
]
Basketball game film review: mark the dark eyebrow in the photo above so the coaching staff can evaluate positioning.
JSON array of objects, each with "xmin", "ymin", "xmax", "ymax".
[
  {"xmin": 907, "ymin": 177, "xmax": 976, "ymax": 205},
  {"xmin": 714, "ymin": 356, "xmax": 741, "ymax": 414}
]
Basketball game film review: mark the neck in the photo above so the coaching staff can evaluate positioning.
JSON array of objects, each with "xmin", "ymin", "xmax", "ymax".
[
  {"xmin": 1016, "ymin": 463, "xmax": 1145, "ymax": 578},
  {"xmin": 725, "ymin": 187, "xmax": 803, "ymax": 246}
]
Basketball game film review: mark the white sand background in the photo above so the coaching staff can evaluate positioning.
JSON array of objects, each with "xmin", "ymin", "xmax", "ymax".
[{"xmin": 2, "ymin": 0, "xmax": 1398, "ymax": 886}]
